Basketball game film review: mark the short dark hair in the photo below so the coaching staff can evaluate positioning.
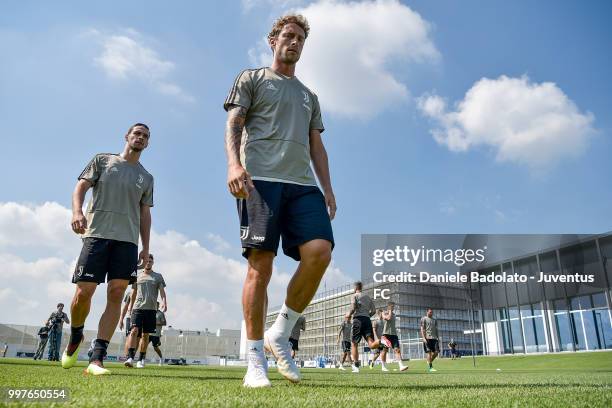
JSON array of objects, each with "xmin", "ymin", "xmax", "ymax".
[
  {"xmin": 354, "ymin": 281, "xmax": 362, "ymax": 291},
  {"xmin": 57, "ymin": 303, "xmax": 64, "ymax": 308},
  {"xmin": 388, "ymin": 302, "xmax": 395, "ymax": 307},
  {"xmin": 149, "ymin": 254, "xmax": 154, "ymax": 260},
  {"xmin": 127, "ymin": 123, "xmax": 150, "ymax": 136}
]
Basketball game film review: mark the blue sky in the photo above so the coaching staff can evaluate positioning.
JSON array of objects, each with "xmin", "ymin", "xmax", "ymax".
[{"xmin": 1, "ymin": 0, "xmax": 611, "ymax": 329}]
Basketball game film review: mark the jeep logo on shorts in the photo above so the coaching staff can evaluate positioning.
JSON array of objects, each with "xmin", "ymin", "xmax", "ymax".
[{"xmin": 251, "ymin": 235, "xmax": 265, "ymax": 242}]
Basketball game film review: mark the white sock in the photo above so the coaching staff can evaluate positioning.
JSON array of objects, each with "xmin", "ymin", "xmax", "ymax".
[
  {"xmin": 268, "ymin": 303, "xmax": 300, "ymax": 338},
  {"xmin": 381, "ymin": 362, "xmax": 387, "ymax": 368},
  {"xmin": 247, "ymin": 339, "xmax": 265, "ymax": 365}
]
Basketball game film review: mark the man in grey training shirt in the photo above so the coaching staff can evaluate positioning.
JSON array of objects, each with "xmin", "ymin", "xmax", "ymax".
[
  {"xmin": 348, "ymin": 281, "xmax": 380, "ymax": 373},
  {"xmin": 124, "ymin": 254, "xmax": 167, "ymax": 369},
  {"xmin": 289, "ymin": 315, "xmax": 306, "ymax": 359},
  {"xmin": 421, "ymin": 308, "xmax": 440, "ymax": 372},
  {"xmin": 224, "ymin": 14, "xmax": 336, "ymax": 388},
  {"xmin": 61, "ymin": 123, "xmax": 153, "ymax": 376},
  {"xmin": 337, "ymin": 314, "xmax": 352, "ymax": 370},
  {"xmin": 380, "ymin": 302, "xmax": 408, "ymax": 372},
  {"xmin": 369, "ymin": 309, "xmax": 384, "ymax": 369}
]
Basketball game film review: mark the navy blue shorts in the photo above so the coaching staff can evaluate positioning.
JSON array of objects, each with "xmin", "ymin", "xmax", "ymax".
[
  {"xmin": 72, "ymin": 238, "xmax": 138, "ymax": 285},
  {"xmin": 237, "ymin": 180, "xmax": 334, "ymax": 261}
]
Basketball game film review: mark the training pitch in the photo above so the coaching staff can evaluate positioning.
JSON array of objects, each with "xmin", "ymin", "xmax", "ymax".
[{"xmin": 1, "ymin": 352, "xmax": 611, "ymax": 407}]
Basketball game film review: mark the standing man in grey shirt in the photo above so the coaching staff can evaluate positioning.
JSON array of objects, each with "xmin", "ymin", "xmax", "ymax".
[
  {"xmin": 224, "ymin": 14, "xmax": 336, "ymax": 388},
  {"xmin": 380, "ymin": 302, "xmax": 408, "ymax": 372},
  {"xmin": 348, "ymin": 281, "xmax": 381, "ymax": 373},
  {"xmin": 337, "ymin": 314, "xmax": 352, "ymax": 370},
  {"xmin": 124, "ymin": 254, "xmax": 167, "ymax": 369},
  {"xmin": 420, "ymin": 308, "xmax": 440, "ymax": 372},
  {"xmin": 61, "ymin": 123, "xmax": 153, "ymax": 376},
  {"xmin": 289, "ymin": 315, "xmax": 306, "ymax": 359}
]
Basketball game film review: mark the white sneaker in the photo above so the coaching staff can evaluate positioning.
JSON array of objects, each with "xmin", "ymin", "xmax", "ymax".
[
  {"xmin": 264, "ymin": 330, "xmax": 301, "ymax": 383},
  {"xmin": 399, "ymin": 364, "xmax": 409, "ymax": 372},
  {"xmin": 124, "ymin": 357, "xmax": 133, "ymax": 368},
  {"xmin": 381, "ymin": 366, "xmax": 389, "ymax": 372},
  {"xmin": 339, "ymin": 366, "xmax": 346, "ymax": 371},
  {"xmin": 136, "ymin": 360, "xmax": 145, "ymax": 369},
  {"xmin": 243, "ymin": 351, "xmax": 271, "ymax": 388},
  {"xmin": 351, "ymin": 364, "xmax": 359, "ymax": 373},
  {"xmin": 158, "ymin": 360, "xmax": 163, "ymax": 366}
]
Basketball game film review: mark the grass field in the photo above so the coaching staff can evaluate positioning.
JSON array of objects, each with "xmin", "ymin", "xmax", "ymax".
[{"xmin": 1, "ymin": 352, "xmax": 612, "ymax": 407}]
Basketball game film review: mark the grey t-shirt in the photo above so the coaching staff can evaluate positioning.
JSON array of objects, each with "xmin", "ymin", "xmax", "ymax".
[
  {"xmin": 133, "ymin": 270, "xmax": 166, "ymax": 311},
  {"xmin": 79, "ymin": 153, "xmax": 154, "ymax": 246},
  {"xmin": 290, "ymin": 315, "xmax": 306, "ymax": 340},
  {"xmin": 373, "ymin": 318, "xmax": 384, "ymax": 339},
  {"xmin": 224, "ymin": 67, "xmax": 325, "ymax": 185},
  {"xmin": 352, "ymin": 292, "xmax": 375, "ymax": 318},
  {"xmin": 420, "ymin": 316, "xmax": 439, "ymax": 339},
  {"xmin": 154, "ymin": 310, "xmax": 166, "ymax": 337},
  {"xmin": 383, "ymin": 312, "xmax": 397, "ymax": 336},
  {"xmin": 339, "ymin": 321, "xmax": 351, "ymax": 342}
]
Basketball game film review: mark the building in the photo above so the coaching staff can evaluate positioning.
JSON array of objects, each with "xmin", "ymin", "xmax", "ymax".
[
  {"xmin": 475, "ymin": 233, "xmax": 612, "ymax": 354},
  {"xmin": 0, "ymin": 323, "xmax": 240, "ymax": 364}
]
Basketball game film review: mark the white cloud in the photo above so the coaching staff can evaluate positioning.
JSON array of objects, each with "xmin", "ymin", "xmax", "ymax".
[
  {"xmin": 418, "ymin": 75, "xmax": 595, "ymax": 173},
  {"xmin": 0, "ymin": 202, "xmax": 350, "ymax": 331},
  {"xmin": 242, "ymin": 0, "xmax": 305, "ymax": 12},
  {"xmin": 90, "ymin": 29, "xmax": 194, "ymax": 103},
  {"xmin": 248, "ymin": 0, "xmax": 439, "ymax": 117}
]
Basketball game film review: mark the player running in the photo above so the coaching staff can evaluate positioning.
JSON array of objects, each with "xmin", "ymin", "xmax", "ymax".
[
  {"xmin": 421, "ymin": 308, "xmax": 440, "ymax": 372},
  {"xmin": 380, "ymin": 302, "xmax": 408, "ymax": 372},
  {"xmin": 148, "ymin": 302, "xmax": 167, "ymax": 365},
  {"xmin": 348, "ymin": 282, "xmax": 380, "ymax": 373},
  {"xmin": 61, "ymin": 123, "xmax": 154, "ymax": 376},
  {"xmin": 369, "ymin": 309, "xmax": 384, "ymax": 369},
  {"xmin": 224, "ymin": 14, "xmax": 335, "ymax": 388}
]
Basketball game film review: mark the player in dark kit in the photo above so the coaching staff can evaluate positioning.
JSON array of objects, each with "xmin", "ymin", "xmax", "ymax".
[
  {"xmin": 337, "ymin": 314, "xmax": 352, "ymax": 370},
  {"xmin": 61, "ymin": 123, "xmax": 154, "ymax": 376},
  {"xmin": 224, "ymin": 14, "xmax": 336, "ymax": 387}
]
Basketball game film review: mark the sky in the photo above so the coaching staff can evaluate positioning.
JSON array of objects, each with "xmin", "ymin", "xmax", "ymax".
[{"xmin": 1, "ymin": 0, "xmax": 611, "ymax": 331}]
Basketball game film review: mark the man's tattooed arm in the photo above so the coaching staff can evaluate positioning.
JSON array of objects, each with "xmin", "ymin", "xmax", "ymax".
[{"xmin": 225, "ymin": 105, "xmax": 248, "ymax": 167}]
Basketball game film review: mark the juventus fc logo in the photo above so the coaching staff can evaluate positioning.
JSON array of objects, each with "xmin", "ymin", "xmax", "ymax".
[
  {"xmin": 76, "ymin": 265, "xmax": 84, "ymax": 277},
  {"xmin": 302, "ymin": 90, "xmax": 309, "ymax": 103},
  {"xmin": 240, "ymin": 226, "xmax": 249, "ymax": 240}
]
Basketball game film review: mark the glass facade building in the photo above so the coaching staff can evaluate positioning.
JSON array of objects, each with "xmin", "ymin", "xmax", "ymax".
[{"xmin": 476, "ymin": 234, "xmax": 612, "ymax": 354}]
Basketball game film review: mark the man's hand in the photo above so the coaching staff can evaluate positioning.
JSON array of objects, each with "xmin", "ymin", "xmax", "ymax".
[
  {"xmin": 119, "ymin": 320, "xmax": 124, "ymax": 331},
  {"xmin": 71, "ymin": 212, "xmax": 87, "ymax": 234},
  {"xmin": 138, "ymin": 249, "xmax": 149, "ymax": 268},
  {"xmin": 324, "ymin": 190, "xmax": 337, "ymax": 220},
  {"xmin": 161, "ymin": 301, "xmax": 167, "ymax": 313},
  {"xmin": 227, "ymin": 164, "xmax": 254, "ymax": 199}
]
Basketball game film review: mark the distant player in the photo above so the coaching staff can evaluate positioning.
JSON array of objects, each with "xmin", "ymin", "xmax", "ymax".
[
  {"xmin": 148, "ymin": 302, "xmax": 167, "ymax": 365},
  {"xmin": 124, "ymin": 254, "xmax": 167, "ymax": 368},
  {"xmin": 61, "ymin": 123, "xmax": 154, "ymax": 376},
  {"xmin": 337, "ymin": 314, "xmax": 352, "ymax": 370},
  {"xmin": 369, "ymin": 309, "xmax": 384, "ymax": 369},
  {"xmin": 348, "ymin": 281, "xmax": 380, "ymax": 373},
  {"xmin": 421, "ymin": 308, "xmax": 439, "ymax": 372},
  {"xmin": 289, "ymin": 315, "xmax": 306, "ymax": 359},
  {"xmin": 120, "ymin": 289, "xmax": 133, "ymax": 337},
  {"xmin": 448, "ymin": 338, "xmax": 458, "ymax": 360},
  {"xmin": 380, "ymin": 302, "xmax": 408, "ymax": 372}
]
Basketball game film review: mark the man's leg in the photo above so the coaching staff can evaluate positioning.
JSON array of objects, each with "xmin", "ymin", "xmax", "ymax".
[
  {"xmin": 66, "ymin": 282, "xmax": 97, "ymax": 356},
  {"xmin": 243, "ymin": 249, "xmax": 274, "ymax": 340},
  {"xmin": 54, "ymin": 330, "xmax": 63, "ymax": 360},
  {"xmin": 285, "ymin": 240, "xmax": 331, "ymax": 312},
  {"xmin": 153, "ymin": 346, "xmax": 162, "ymax": 359},
  {"xmin": 89, "ymin": 279, "xmax": 128, "ymax": 366},
  {"xmin": 47, "ymin": 329, "xmax": 56, "ymax": 360},
  {"xmin": 380, "ymin": 348, "xmax": 387, "ymax": 370},
  {"xmin": 242, "ymin": 249, "xmax": 274, "ymax": 387}
]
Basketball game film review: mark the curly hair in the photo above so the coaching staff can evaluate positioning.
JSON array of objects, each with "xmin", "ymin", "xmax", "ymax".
[{"xmin": 268, "ymin": 14, "xmax": 310, "ymax": 41}]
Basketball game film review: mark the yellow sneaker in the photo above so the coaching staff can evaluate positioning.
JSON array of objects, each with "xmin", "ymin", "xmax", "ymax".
[
  {"xmin": 61, "ymin": 340, "xmax": 82, "ymax": 369},
  {"xmin": 84, "ymin": 363, "xmax": 111, "ymax": 376}
]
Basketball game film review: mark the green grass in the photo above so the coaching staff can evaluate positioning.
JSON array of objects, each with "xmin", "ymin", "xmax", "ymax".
[{"xmin": 1, "ymin": 352, "xmax": 612, "ymax": 407}]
